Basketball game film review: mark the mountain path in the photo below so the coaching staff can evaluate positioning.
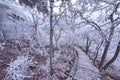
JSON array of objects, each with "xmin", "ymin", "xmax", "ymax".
[{"xmin": 73, "ymin": 48, "xmax": 101, "ymax": 80}]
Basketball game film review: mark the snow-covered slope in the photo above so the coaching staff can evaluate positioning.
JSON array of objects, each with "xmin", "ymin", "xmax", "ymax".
[{"xmin": 0, "ymin": 0, "xmax": 33, "ymax": 40}]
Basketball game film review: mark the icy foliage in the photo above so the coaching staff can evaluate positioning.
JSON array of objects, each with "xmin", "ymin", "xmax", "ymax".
[{"xmin": 5, "ymin": 55, "xmax": 36, "ymax": 80}]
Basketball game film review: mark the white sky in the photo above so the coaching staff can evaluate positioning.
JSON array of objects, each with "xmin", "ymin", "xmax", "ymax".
[{"xmin": 54, "ymin": 0, "xmax": 77, "ymax": 13}]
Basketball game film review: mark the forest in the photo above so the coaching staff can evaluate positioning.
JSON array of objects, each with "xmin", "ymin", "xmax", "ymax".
[{"xmin": 0, "ymin": 0, "xmax": 120, "ymax": 80}]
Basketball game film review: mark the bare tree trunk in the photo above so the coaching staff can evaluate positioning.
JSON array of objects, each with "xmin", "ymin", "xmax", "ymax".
[
  {"xmin": 99, "ymin": 41, "xmax": 111, "ymax": 68},
  {"xmin": 99, "ymin": 2, "xmax": 120, "ymax": 69},
  {"xmin": 49, "ymin": 0, "xmax": 54, "ymax": 76},
  {"xmin": 31, "ymin": 11, "xmax": 38, "ymax": 41},
  {"xmin": 102, "ymin": 41, "xmax": 120, "ymax": 70},
  {"xmin": 99, "ymin": 24, "xmax": 115, "ymax": 69},
  {"xmin": 94, "ymin": 40, "xmax": 103, "ymax": 64},
  {"xmin": 85, "ymin": 36, "xmax": 92, "ymax": 54},
  {"xmin": 99, "ymin": 12, "xmax": 115, "ymax": 69},
  {"xmin": 85, "ymin": 36, "xmax": 89, "ymax": 54}
]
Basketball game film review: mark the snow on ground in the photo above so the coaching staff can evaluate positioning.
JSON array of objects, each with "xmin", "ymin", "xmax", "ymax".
[{"xmin": 73, "ymin": 48, "xmax": 101, "ymax": 80}]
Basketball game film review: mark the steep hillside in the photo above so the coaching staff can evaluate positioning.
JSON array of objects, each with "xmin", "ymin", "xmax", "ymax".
[{"xmin": 0, "ymin": 1, "xmax": 32, "ymax": 40}]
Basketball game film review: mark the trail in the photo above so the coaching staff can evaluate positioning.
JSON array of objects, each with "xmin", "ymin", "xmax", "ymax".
[{"xmin": 73, "ymin": 48, "xmax": 101, "ymax": 80}]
